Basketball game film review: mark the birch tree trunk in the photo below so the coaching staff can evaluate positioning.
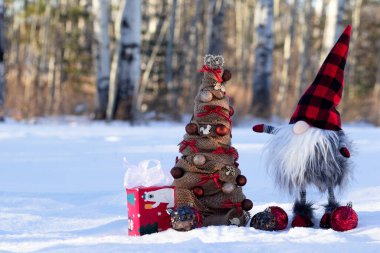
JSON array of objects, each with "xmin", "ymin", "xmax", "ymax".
[
  {"xmin": 277, "ymin": 0, "xmax": 298, "ymax": 116},
  {"xmin": 0, "ymin": 0, "xmax": 4, "ymax": 121},
  {"xmin": 295, "ymin": 0, "xmax": 312, "ymax": 97},
  {"xmin": 93, "ymin": 0, "xmax": 110, "ymax": 119},
  {"xmin": 165, "ymin": 0, "xmax": 177, "ymax": 115},
  {"xmin": 117, "ymin": 0, "xmax": 142, "ymax": 121},
  {"xmin": 347, "ymin": 0, "xmax": 362, "ymax": 99},
  {"xmin": 320, "ymin": 0, "xmax": 344, "ymax": 64},
  {"xmin": 374, "ymin": 40, "xmax": 380, "ymax": 126},
  {"xmin": 251, "ymin": 0, "xmax": 273, "ymax": 118},
  {"xmin": 206, "ymin": 0, "xmax": 226, "ymax": 54},
  {"xmin": 107, "ymin": 0, "xmax": 141, "ymax": 121}
]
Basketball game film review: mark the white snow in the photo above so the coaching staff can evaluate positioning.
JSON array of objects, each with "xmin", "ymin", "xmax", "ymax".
[{"xmin": 1, "ymin": 117, "xmax": 380, "ymax": 252}]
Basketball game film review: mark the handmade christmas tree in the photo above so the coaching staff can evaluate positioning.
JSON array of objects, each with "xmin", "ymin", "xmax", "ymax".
[{"xmin": 171, "ymin": 55, "xmax": 252, "ymax": 227}]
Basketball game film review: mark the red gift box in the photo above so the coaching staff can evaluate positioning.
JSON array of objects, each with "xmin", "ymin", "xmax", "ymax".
[{"xmin": 126, "ymin": 186, "xmax": 176, "ymax": 236}]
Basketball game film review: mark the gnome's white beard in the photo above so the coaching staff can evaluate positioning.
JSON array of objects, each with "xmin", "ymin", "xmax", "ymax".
[{"xmin": 265, "ymin": 125, "xmax": 342, "ymax": 194}]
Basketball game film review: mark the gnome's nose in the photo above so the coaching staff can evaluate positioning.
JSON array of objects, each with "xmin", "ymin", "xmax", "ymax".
[{"xmin": 293, "ymin": 121, "xmax": 310, "ymax": 135}]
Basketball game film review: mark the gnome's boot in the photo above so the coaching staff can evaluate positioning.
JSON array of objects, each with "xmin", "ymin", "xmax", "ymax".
[
  {"xmin": 291, "ymin": 190, "xmax": 314, "ymax": 227},
  {"xmin": 320, "ymin": 187, "xmax": 340, "ymax": 229}
]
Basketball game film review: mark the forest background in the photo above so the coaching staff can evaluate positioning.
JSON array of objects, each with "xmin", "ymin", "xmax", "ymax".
[{"xmin": 1, "ymin": 0, "xmax": 379, "ymax": 125}]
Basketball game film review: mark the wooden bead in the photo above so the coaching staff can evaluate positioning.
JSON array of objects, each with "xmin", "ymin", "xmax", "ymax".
[
  {"xmin": 222, "ymin": 69, "xmax": 232, "ymax": 82},
  {"xmin": 222, "ymin": 182, "xmax": 236, "ymax": 194},
  {"xmin": 185, "ymin": 123, "xmax": 198, "ymax": 135},
  {"xmin": 213, "ymin": 91, "xmax": 224, "ymax": 99},
  {"xmin": 215, "ymin": 124, "xmax": 229, "ymax": 136},
  {"xmin": 229, "ymin": 106, "xmax": 234, "ymax": 116},
  {"xmin": 193, "ymin": 186, "xmax": 204, "ymax": 197},
  {"xmin": 236, "ymin": 175, "xmax": 247, "ymax": 186},
  {"xmin": 242, "ymin": 199, "xmax": 253, "ymax": 211},
  {"xmin": 199, "ymin": 91, "xmax": 213, "ymax": 103},
  {"xmin": 193, "ymin": 154, "xmax": 206, "ymax": 166},
  {"xmin": 170, "ymin": 167, "xmax": 184, "ymax": 179}
]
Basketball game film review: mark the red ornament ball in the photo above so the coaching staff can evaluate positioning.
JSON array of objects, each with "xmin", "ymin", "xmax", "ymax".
[
  {"xmin": 170, "ymin": 167, "xmax": 184, "ymax": 179},
  {"xmin": 268, "ymin": 206, "xmax": 288, "ymax": 230},
  {"xmin": 193, "ymin": 186, "xmax": 204, "ymax": 197},
  {"xmin": 236, "ymin": 175, "xmax": 247, "ymax": 186},
  {"xmin": 185, "ymin": 123, "xmax": 198, "ymax": 135},
  {"xmin": 229, "ymin": 106, "xmax": 234, "ymax": 116},
  {"xmin": 222, "ymin": 69, "xmax": 232, "ymax": 82},
  {"xmin": 241, "ymin": 199, "xmax": 253, "ymax": 211},
  {"xmin": 215, "ymin": 124, "xmax": 229, "ymax": 136},
  {"xmin": 330, "ymin": 205, "xmax": 358, "ymax": 232}
]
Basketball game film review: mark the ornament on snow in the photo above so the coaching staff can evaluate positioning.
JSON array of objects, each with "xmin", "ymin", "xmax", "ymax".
[
  {"xmin": 250, "ymin": 206, "xmax": 288, "ymax": 231},
  {"xmin": 168, "ymin": 205, "xmax": 203, "ymax": 231},
  {"xmin": 330, "ymin": 202, "xmax": 358, "ymax": 232}
]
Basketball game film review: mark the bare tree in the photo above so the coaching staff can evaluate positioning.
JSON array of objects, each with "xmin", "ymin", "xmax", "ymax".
[
  {"xmin": 347, "ymin": 0, "xmax": 362, "ymax": 99},
  {"xmin": 205, "ymin": 0, "xmax": 226, "ymax": 54},
  {"xmin": 0, "ymin": 0, "xmax": 4, "ymax": 121},
  {"xmin": 374, "ymin": 41, "xmax": 380, "ymax": 126},
  {"xmin": 252, "ymin": 0, "xmax": 273, "ymax": 118},
  {"xmin": 277, "ymin": 0, "xmax": 298, "ymax": 116},
  {"xmin": 320, "ymin": 0, "xmax": 344, "ymax": 63},
  {"xmin": 311, "ymin": 0, "xmax": 326, "ymax": 74},
  {"xmin": 295, "ymin": 0, "xmax": 312, "ymax": 97},
  {"xmin": 93, "ymin": 0, "xmax": 111, "ymax": 119},
  {"xmin": 165, "ymin": 0, "xmax": 178, "ymax": 117},
  {"xmin": 107, "ymin": 0, "xmax": 142, "ymax": 121}
]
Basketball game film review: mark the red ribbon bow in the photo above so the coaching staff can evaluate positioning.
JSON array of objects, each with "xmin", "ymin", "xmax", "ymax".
[
  {"xmin": 196, "ymin": 106, "xmax": 231, "ymax": 124},
  {"xmin": 198, "ymin": 65, "xmax": 223, "ymax": 83},
  {"xmin": 212, "ymin": 147, "xmax": 239, "ymax": 160},
  {"xmin": 198, "ymin": 173, "xmax": 222, "ymax": 189},
  {"xmin": 179, "ymin": 140, "xmax": 199, "ymax": 153},
  {"xmin": 221, "ymin": 200, "xmax": 242, "ymax": 214}
]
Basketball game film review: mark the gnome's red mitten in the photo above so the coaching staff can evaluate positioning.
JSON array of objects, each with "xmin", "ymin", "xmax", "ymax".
[
  {"xmin": 340, "ymin": 147, "xmax": 350, "ymax": 158},
  {"xmin": 252, "ymin": 124, "xmax": 264, "ymax": 133},
  {"xmin": 252, "ymin": 124, "xmax": 277, "ymax": 134}
]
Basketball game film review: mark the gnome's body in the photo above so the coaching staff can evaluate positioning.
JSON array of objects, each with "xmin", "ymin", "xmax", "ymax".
[{"xmin": 253, "ymin": 26, "xmax": 353, "ymax": 228}]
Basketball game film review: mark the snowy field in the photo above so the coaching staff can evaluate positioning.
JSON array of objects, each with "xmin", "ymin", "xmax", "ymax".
[{"xmin": 1, "ymin": 117, "xmax": 380, "ymax": 253}]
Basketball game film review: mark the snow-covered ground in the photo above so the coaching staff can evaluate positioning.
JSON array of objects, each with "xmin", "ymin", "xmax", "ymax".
[{"xmin": 1, "ymin": 117, "xmax": 380, "ymax": 252}]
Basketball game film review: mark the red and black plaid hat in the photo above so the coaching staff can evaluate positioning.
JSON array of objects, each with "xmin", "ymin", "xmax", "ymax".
[{"xmin": 289, "ymin": 25, "xmax": 351, "ymax": 131}]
